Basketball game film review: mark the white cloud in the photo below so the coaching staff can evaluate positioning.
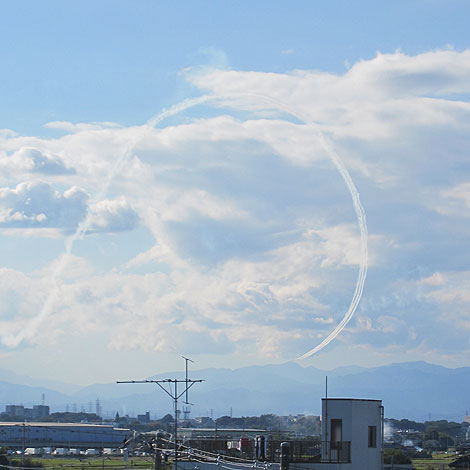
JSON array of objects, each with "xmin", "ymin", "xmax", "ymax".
[
  {"xmin": 87, "ymin": 198, "xmax": 140, "ymax": 233},
  {"xmin": 0, "ymin": 147, "xmax": 76, "ymax": 179},
  {"xmin": 432, "ymin": 182, "xmax": 470, "ymax": 217},
  {"xmin": 187, "ymin": 50, "xmax": 470, "ymax": 189},
  {"xmin": 0, "ymin": 182, "xmax": 88, "ymax": 231},
  {"xmin": 421, "ymin": 271, "xmax": 470, "ymax": 306},
  {"xmin": 0, "ymin": 181, "xmax": 139, "ymax": 235},
  {"xmin": 44, "ymin": 121, "xmax": 121, "ymax": 132},
  {"xmin": 1, "ymin": 50, "xmax": 470, "ymax": 368}
]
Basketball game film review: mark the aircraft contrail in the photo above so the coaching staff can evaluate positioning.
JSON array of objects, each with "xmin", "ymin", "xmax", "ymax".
[
  {"xmin": 203, "ymin": 91, "xmax": 368, "ymax": 360},
  {"xmin": 149, "ymin": 92, "xmax": 368, "ymax": 359},
  {"xmin": 2, "ymin": 96, "xmax": 212, "ymax": 348},
  {"xmin": 296, "ymin": 134, "xmax": 367, "ymax": 359},
  {"xmin": 4, "ymin": 92, "xmax": 367, "ymax": 358}
]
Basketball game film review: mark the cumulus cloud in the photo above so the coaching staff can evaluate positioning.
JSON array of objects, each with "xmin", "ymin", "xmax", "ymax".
[
  {"xmin": 187, "ymin": 50, "xmax": 470, "ymax": 188},
  {"xmin": 0, "ymin": 50, "xmax": 470, "ymax": 366},
  {"xmin": 0, "ymin": 147, "xmax": 76, "ymax": 176},
  {"xmin": 87, "ymin": 198, "xmax": 140, "ymax": 233},
  {"xmin": 0, "ymin": 182, "xmax": 88, "ymax": 231},
  {"xmin": 0, "ymin": 181, "xmax": 139, "ymax": 234}
]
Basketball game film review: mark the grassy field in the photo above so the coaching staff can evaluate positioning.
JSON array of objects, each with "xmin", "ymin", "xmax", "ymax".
[
  {"xmin": 412, "ymin": 452, "xmax": 458, "ymax": 470},
  {"xmin": 11, "ymin": 457, "xmax": 164, "ymax": 470},
  {"xmin": 14, "ymin": 454, "xmax": 462, "ymax": 470}
]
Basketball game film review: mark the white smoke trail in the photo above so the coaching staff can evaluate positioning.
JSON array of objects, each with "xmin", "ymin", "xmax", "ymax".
[
  {"xmin": 2, "ymin": 96, "xmax": 212, "ymax": 348},
  {"xmin": 262, "ymin": 95, "xmax": 368, "ymax": 360},
  {"xmin": 4, "ymin": 91, "xmax": 367, "ymax": 358},
  {"xmin": 296, "ymin": 135, "xmax": 367, "ymax": 359},
  {"xmin": 204, "ymin": 91, "xmax": 368, "ymax": 359}
]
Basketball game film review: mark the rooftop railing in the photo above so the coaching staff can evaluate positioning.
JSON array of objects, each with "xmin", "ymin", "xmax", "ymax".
[{"xmin": 321, "ymin": 441, "xmax": 351, "ymax": 463}]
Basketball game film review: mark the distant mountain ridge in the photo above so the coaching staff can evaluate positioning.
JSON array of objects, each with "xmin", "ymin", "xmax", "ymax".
[{"xmin": 0, "ymin": 361, "xmax": 468, "ymax": 422}]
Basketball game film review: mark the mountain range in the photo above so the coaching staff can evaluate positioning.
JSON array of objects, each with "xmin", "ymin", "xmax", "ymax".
[{"xmin": 0, "ymin": 361, "xmax": 468, "ymax": 422}]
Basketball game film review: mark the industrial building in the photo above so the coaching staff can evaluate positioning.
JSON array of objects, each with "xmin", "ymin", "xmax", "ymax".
[
  {"xmin": 5, "ymin": 405, "xmax": 50, "ymax": 419},
  {"xmin": 0, "ymin": 422, "xmax": 130, "ymax": 450}
]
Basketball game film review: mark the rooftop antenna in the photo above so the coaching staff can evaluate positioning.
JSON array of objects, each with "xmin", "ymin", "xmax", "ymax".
[
  {"xmin": 181, "ymin": 356, "xmax": 194, "ymax": 404},
  {"xmin": 117, "ymin": 357, "xmax": 204, "ymax": 470}
]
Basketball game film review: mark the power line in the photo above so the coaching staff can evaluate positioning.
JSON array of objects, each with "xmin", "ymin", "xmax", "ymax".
[{"xmin": 117, "ymin": 357, "xmax": 204, "ymax": 470}]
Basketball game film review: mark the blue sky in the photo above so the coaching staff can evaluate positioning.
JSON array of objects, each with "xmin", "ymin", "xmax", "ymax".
[
  {"xmin": 2, "ymin": 0, "xmax": 469, "ymax": 135},
  {"xmin": 0, "ymin": 1, "xmax": 470, "ymax": 385}
]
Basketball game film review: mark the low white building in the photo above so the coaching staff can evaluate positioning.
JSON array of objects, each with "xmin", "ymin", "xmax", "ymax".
[{"xmin": 319, "ymin": 398, "xmax": 384, "ymax": 470}]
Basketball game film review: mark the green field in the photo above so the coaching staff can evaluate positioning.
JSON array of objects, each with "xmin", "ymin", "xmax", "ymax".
[
  {"xmin": 11, "ymin": 457, "xmax": 165, "ymax": 470},
  {"xmin": 412, "ymin": 452, "xmax": 458, "ymax": 470}
]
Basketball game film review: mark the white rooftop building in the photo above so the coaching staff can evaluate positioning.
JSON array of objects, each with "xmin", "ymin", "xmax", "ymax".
[{"xmin": 319, "ymin": 398, "xmax": 384, "ymax": 470}]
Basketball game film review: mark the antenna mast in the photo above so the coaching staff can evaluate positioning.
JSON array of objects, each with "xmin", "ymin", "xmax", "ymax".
[
  {"xmin": 181, "ymin": 356, "xmax": 194, "ymax": 404},
  {"xmin": 117, "ymin": 358, "xmax": 203, "ymax": 470}
]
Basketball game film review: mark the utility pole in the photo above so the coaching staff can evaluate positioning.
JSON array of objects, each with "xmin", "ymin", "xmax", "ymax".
[
  {"xmin": 155, "ymin": 433, "xmax": 163, "ymax": 470},
  {"xmin": 117, "ymin": 359, "xmax": 203, "ymax": 470},
  {"xmin": 280, "ymin": 442, "xmax": 290, "ymax": 470},
  {"xmin": 325, "ymin": 376, "xmax": 328, "ymax": 461},
  {"xmin": 22, "ymin": 422, "xmax": 25, "ymax": 467}
]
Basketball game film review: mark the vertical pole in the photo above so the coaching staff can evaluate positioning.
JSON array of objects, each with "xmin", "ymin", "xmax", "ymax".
[
  {"xmin": 155, "ymin": 433, "xmax": 162, "ymax": 470},
  {"xmin": 185, "ymin": 361, "xmax": 188, "ymax": 404},
  {"xmin": 259, "ymin": 436, "xmax": 265, "ymax": 461},
  {"xmin": 174, "ymin": 381, "xmax": 178, "ymax": 470},
  {"xmin": 181, "ymin": 356, "xmax": 194, "ymax": 405},
  {"xmin": 280, "ymin": 442, "xmax": 289, "ymax": 470},
  {"xmin": 123, "ymin": 449, "xmax": 129, "ymax": 469},
  {"xmin": 325, "ymin": 377, "xmax": 328, "ymax": 461},
  {"xmin": 22, "ymin": 422, "xmax": 25, "ymax": 467},
  {"xmin": 380, "ymin": 405, "xmax": 384, "ymax": 470}
]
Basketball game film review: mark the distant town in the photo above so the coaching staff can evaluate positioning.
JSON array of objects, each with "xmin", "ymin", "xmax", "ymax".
[{"xmin": 1, "ymin": 398, "xmax": 470, "ymax": 470}]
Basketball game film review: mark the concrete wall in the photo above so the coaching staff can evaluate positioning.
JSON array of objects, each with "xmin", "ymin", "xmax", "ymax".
[{"xmin": 322, "ymin": 399, "xmax": 383, "ymax": 470}]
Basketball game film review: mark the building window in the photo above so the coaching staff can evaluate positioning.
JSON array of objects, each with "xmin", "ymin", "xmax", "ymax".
[
  {"xmin": 331, "ymin": 419, "xmax": 342, "ymax": 448},
  {"xmin": 368, "ymin": 426, "xmax": 377, "ymax": 448}
]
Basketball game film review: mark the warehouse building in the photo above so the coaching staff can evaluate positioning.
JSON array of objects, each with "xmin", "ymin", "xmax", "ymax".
[{"xmin": 0, "ymin": 422, "xmax": 130, "ymax": 450}]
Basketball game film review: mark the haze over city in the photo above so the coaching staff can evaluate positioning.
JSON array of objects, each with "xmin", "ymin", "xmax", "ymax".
[{"xmin": 0, "ymin": 1, "xmax": 469, "ymax": 387}]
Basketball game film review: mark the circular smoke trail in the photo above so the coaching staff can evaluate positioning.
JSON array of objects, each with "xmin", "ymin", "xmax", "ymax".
[
  {"xmin": 201, "ymin": 91, "xmax": 368, "ymax": 359},
  {"xmin": 4, "ymin": 92, "xmax": 367, "ymax": 358}
]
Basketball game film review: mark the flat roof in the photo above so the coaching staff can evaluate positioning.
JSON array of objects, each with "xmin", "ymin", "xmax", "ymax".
[
  {"xmin": 179, "ymin": 428, "xmax": 268, "ymax": 432},
  {"xmin": 0, "ymin": 422, "xmax": 129, "ymax": 430},
  {"xmin": 321, "ymin": 398, "xmax": 382, "ymax": 402}
]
